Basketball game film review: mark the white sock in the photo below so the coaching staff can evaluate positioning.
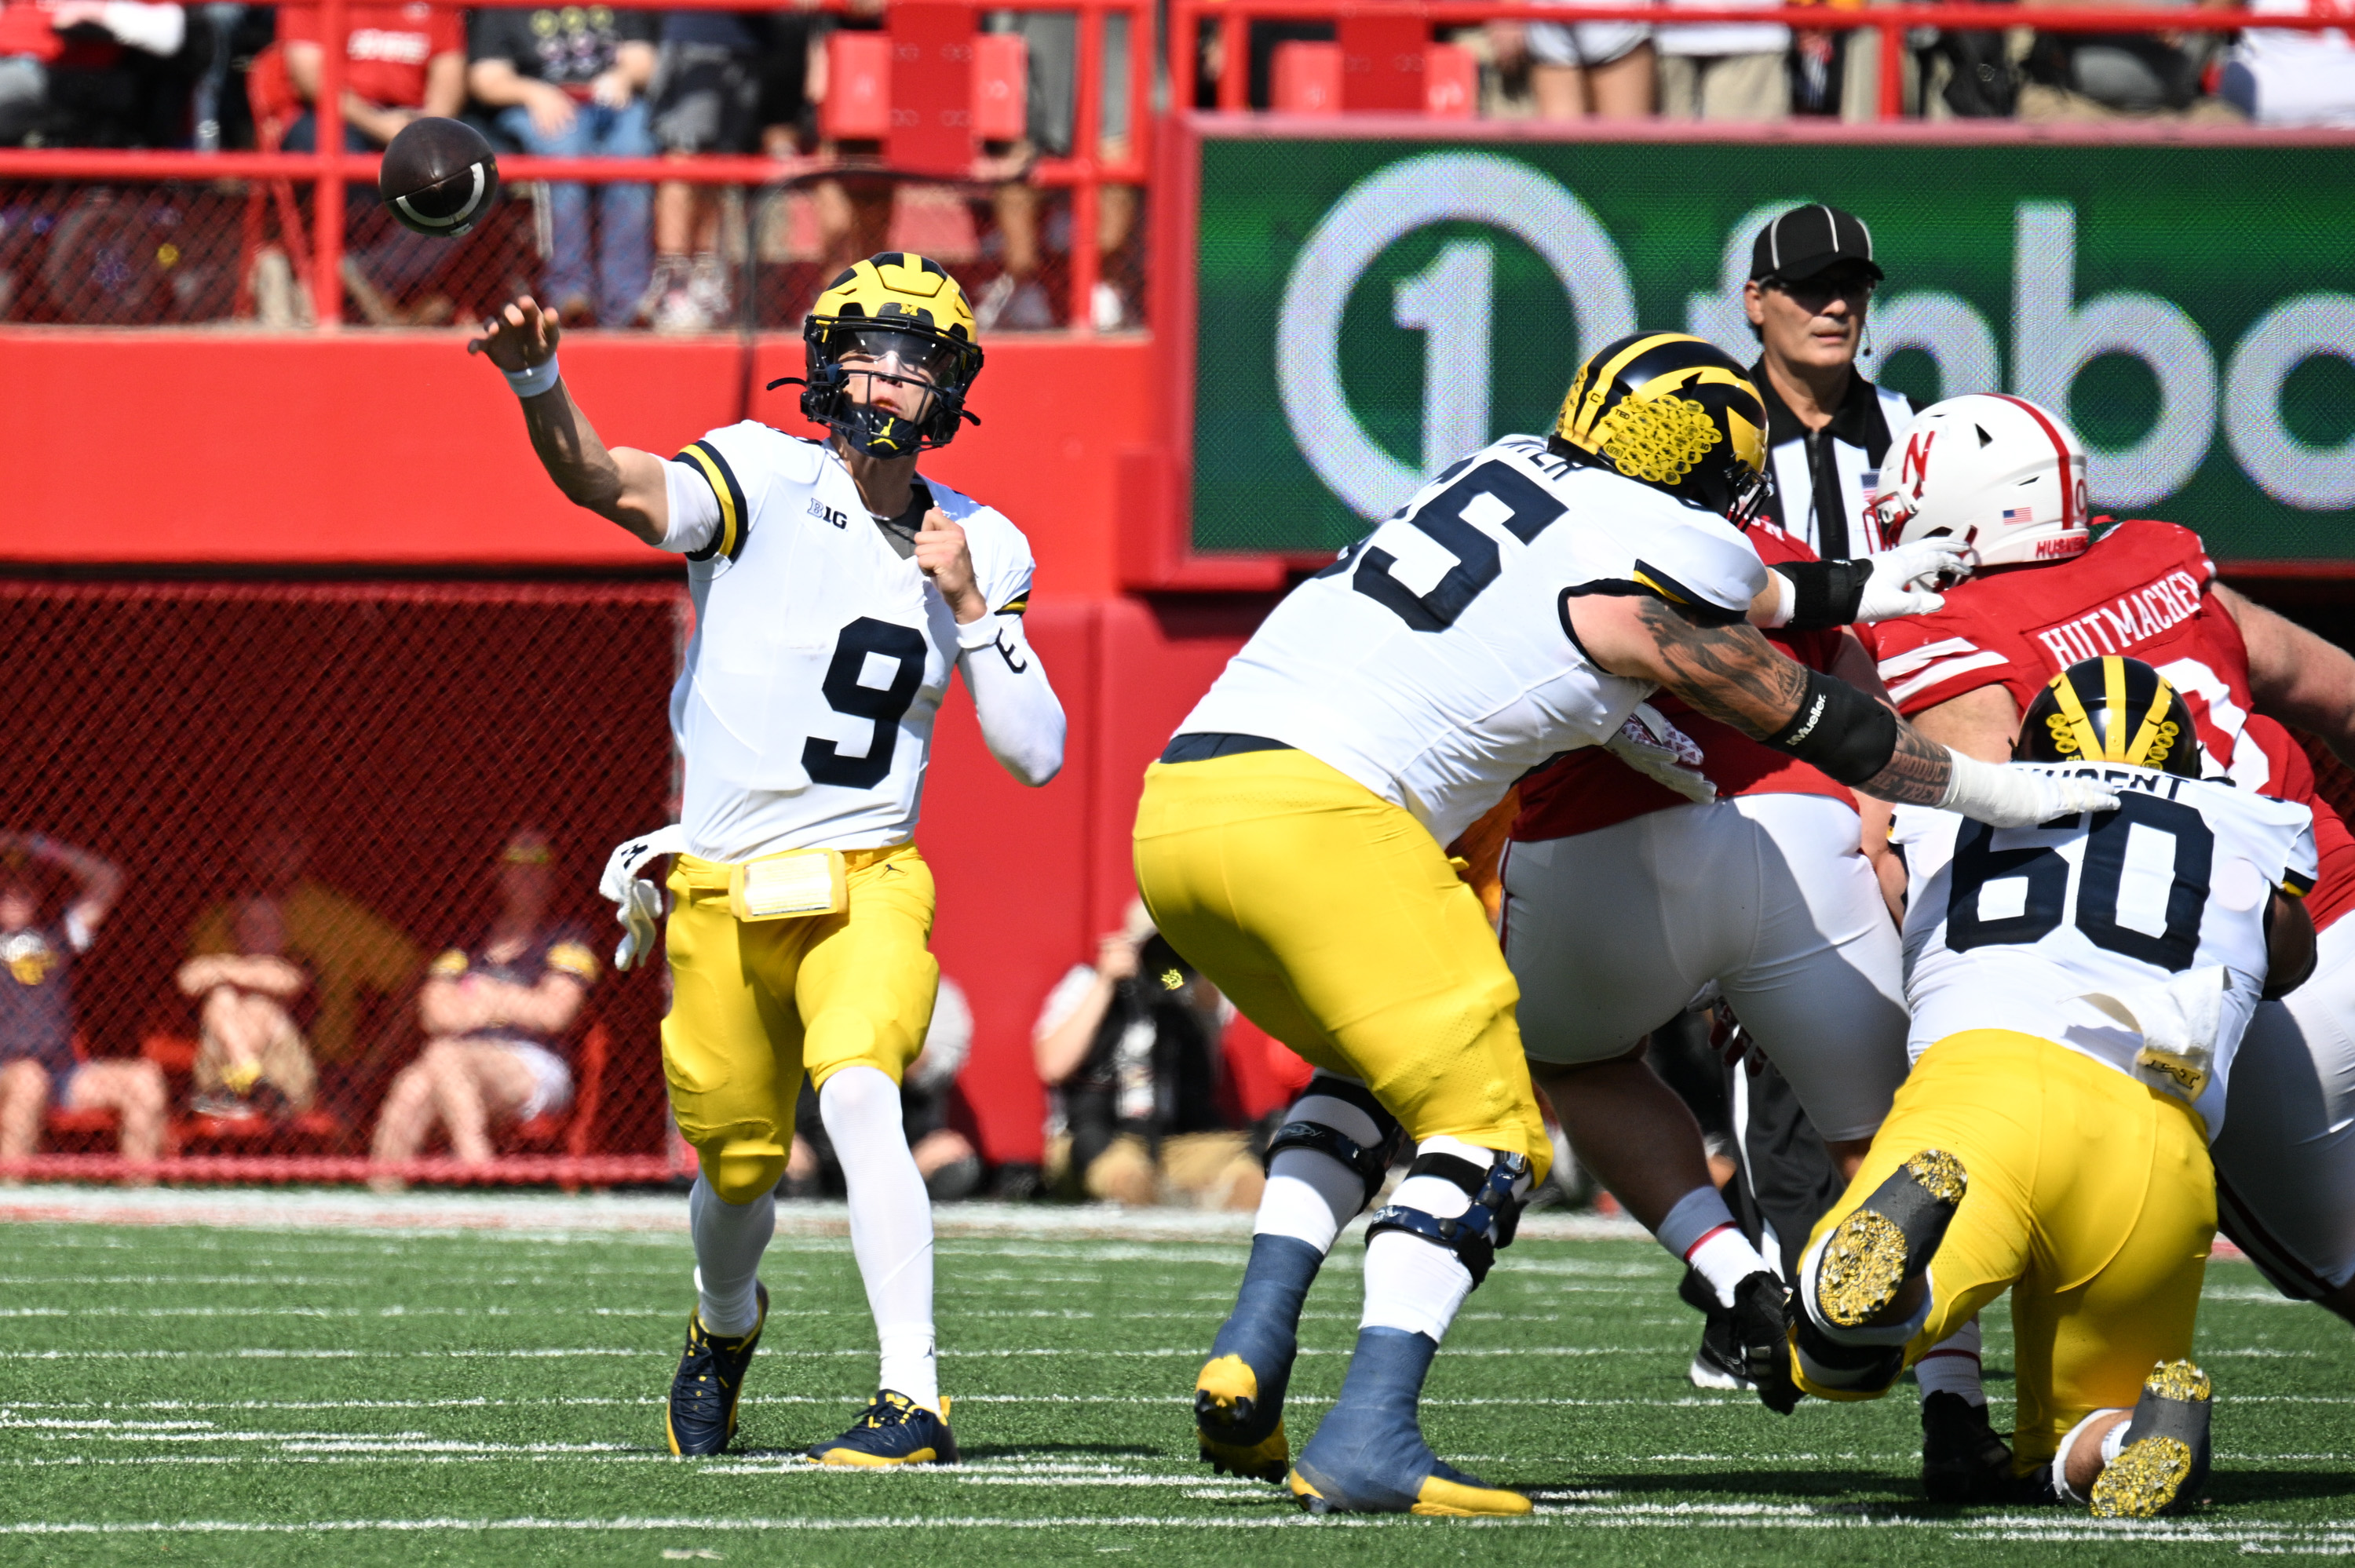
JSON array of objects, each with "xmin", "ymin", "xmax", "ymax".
[
  {"xmin": 1358, "ymin": 1136, "xmax": 1502, "ymax": 1343},
  {"xmin": 1914, "ymin": 1318, "xmax": 1986, "ymax": 1405},
  {"xmin": 1658, "ymin": 1184, "xmax": 1773, "ymax": 1307},
  {"xmin": 688, "ymin": 1172, "xmax": 774, "ymax": 1337},
  {"xmin": 2050, "ymin": 1406, "xmax": 2132, "ymax": 1502},
  {"xmin": 1252, "ymin": 1091, "xmax": 1386, "ymax": 1253},
  {"xmin": 820, "ymin": 1066, "xmax": 940, "ymax": 1413}
]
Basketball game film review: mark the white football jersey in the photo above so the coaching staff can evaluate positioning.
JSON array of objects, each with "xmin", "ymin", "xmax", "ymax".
[
  {"xmin": 669, "ymin": 423, "xmax": 1036, "ymax": 862},
  {"xmin": 1177, "ymin": 435, "xmax": 1769, "ymax": 846},
  {"xmin": 1897, "ymin": 764, "xmax": 2316, "ymax": 1136}
]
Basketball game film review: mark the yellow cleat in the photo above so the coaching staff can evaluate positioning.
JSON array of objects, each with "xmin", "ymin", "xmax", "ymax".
[
  {"xmin": 1814, "ymin": 1150, "xmax": 1967, "ymax": 1330},
  {"xmin": 1287, "ymin": 1466, "xmax": 1532, "ymax": 1518},
  {"xmin": 1196, "ymin": 1354, "xmax": 1289, "ymax": 1482},
  {"xmin": 2089, "ymin": 1361, "xmax": 2211, "ymax": 1519}
]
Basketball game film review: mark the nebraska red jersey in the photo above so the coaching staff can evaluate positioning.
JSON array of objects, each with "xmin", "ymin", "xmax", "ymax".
[
  {"xmin": 2247, "ymin": 714, "xmax": 2355, "ymax": 932},
  {"xmin": 1867, "ymin": 516, "xmax": 2355, "ymax": 930},
  {"xmin": 1862, "ymin": 519, "xmax": 2275, "ymax": 785},
  {"xmin": 1513, "ymin": 521, "xmax": 1854, "ymax": 844}
]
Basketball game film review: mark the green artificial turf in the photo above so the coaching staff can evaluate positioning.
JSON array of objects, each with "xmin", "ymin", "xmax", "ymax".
[{"xmin": 0, "ymin": 1207, "xmax": 2350, "ymax": 1566}]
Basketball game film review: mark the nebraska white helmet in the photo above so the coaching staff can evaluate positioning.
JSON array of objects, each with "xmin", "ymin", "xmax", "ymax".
[{"xmin": 1868, "ymin": 393, "xmax": 2091, "ymax": 567}]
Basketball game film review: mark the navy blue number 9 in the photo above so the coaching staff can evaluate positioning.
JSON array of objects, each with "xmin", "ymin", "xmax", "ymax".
[{"xmin": 804, "ymin": 617, "xmax": 929, "ymax": 789}]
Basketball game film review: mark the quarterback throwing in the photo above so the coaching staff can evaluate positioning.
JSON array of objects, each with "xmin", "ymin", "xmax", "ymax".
[{"xmin": 471, "ymin": 253, "xmax": 1065, "ymax": 1465}]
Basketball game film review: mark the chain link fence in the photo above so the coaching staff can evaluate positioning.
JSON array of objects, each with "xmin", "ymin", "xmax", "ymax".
[
  {"xmin": 0, "ymin": 578, "xmax": 687, "ymax": 1182},
  {"xmin": 0, "ymin": 173, "xmax": 1139, "ymax": 330}
]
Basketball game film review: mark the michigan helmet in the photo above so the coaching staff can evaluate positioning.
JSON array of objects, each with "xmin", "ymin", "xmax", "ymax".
[
  {"xmin": 1868, "ymin": 393, "xmax": 2090, "ymax": 567},
  {"xmin": 1550, "ymin": 333, "xmax": 1770, "ymax": 523},
  {"xmin": 781, "ymin": 253, "xmax": 984, "ymax": 456},
  {"xmin": 2016, "ymin": 656, "xmax": 2200, "ymax": 778}
]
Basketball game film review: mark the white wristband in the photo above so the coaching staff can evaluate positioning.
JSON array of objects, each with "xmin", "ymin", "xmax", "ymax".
[{"xmin": 504, "ymin": 356, "xmax": 560, "ymax": 399}]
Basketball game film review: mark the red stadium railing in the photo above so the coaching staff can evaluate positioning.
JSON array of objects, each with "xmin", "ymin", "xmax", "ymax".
[{"xmin": 0, "ymin": 0, "xmax": 2344, "ymax": 329}]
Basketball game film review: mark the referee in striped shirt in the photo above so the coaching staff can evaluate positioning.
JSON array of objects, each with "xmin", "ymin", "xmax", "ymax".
[{"xmin": 1741, "ymin": 203, "xmax": 1916, "ymax": 560}]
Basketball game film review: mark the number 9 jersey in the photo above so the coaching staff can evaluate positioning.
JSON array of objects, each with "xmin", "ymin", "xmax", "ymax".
[
  {"xmin": 1174, "ymin": 435, "xmax": 1767, "ymax": 848},
  {"xmin": 666, "ymin": 421, "xmax": 1054, "ymax": 862},
  {"xmin": 1895, "ymin": 766, "xmax": 2315, "ymax": 1136}
]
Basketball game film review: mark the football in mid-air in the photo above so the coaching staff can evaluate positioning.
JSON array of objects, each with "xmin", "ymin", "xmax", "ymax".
[{"xmin": 378, "ymin": 116, "xmax": 499, "ymax": 238}]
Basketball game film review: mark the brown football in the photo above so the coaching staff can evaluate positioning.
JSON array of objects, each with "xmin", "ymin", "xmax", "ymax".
[{"xmin": 378, "ymin": 117, "xmax": 500, "ymax": 238}]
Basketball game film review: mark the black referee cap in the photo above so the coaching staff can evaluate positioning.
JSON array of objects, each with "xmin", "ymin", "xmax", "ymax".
[{"xmin": 1750, "ymin": 203, "xmax": 1883, "ymax": 284}]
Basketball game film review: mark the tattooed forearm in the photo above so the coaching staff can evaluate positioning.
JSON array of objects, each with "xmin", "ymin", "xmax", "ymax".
[
  {"xmin": 1857, "ymin": 723, "xmax": 1954, "ymax": 807},
  {"xmin": 1626, "ymin": 596, "xmax": 1955, "ymax": 806},
  {"xmin": 1630, "ymin": 597, "xmax": 1812, "ymax": 735}
]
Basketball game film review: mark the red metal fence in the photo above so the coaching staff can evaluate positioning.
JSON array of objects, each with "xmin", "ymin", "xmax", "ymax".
[
  {"xmin": 0, "ymin": 578, "xmax": 685, "ymax": 1184},
  {"xmin": 0, "ymin": 0, "xmax": 2343, "ymax": 330}
]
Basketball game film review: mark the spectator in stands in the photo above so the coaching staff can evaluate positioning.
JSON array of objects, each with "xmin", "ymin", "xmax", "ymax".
[
  {"xmin": 979, "ymin": 8, "xmax": 1138, "ymax": 330},
  {"xmin": 0, "ymin": 0, "xmax": 187, "ymax": 147},
  {"xmin": 1032, "ymin": 902, "xmax": 1262, "ymax": 1210},
  {"xmin": 2017, "ymin": 0, "xmax": 2240, "ymax": 119},
  {"xmin": 279, "ymin": 0, "xmax": 463, "ymax": 150},
  {"xmin": 469, "ymin": 5, "xmax": 658, "ymax": 329},
  {"xmin": 2221, "ymin": 0, "xmax": 2353, "ymax": 123},
  {"xmin": 0, "ymin": 833, "xmax": 166, "ymax": 1169},
  {"xmin": 369, "ymin": 830, "xmax": 599, "ymax": 1188},
  {"xmin": 1484, "ymin": 13, "xmax": 1654, "ymax": 118},
  {"xmin": 640, "ymin": 8, "xmax": 762, "ymax": 331},
  {"xmin": 189, "ymin": 815, "xmax": 420, "ymax": 1083},
  {"xmin": 1655, "ymin": 0, "xmax": 1791, "ymax": 120},
  {"xmin": 786, "ymin": 976, "xmax": 985, "ymax": 1202},
  {"xmin": 177, "ymin": 896, "xmax": 317, "ymax": 1121},
  {"xmin": 276, "ymin": 0, "xmax": 466, "ymax": 322}
]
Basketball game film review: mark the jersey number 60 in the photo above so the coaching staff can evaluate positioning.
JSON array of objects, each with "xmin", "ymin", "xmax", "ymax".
[{"xmin": 1947, "ymin": 792, "xmax": 2215, "ymax": 972}]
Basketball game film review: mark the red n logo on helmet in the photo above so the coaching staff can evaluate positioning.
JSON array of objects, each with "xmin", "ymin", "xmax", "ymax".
[{"xmin": 1901, "ymin": 431, "xmax": 1936, "ymax": 498}]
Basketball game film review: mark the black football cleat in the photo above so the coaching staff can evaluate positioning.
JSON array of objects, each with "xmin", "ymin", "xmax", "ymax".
[
  {"xmin": 807, "ymin": 1391, "xmax": 959, "ymax": 1467},
  {"xmin": 1680, "ymin": 1265, "xmax": 1746, "ymax": 1389},
  {"xmin": 665, "ymin": 1283, "xmax": 768, "ymax": 1457},
  {"xmin": 2089, "ymin": 1360, "xmax": 2211, "ymax": 1519},
  {"xmin": 1813, "ymin": 1150, "xmax": 1967, "ymax": 1331},
  {"xmin": 1921, "ymin": 1390, "xmax": 2015, "ymax": 1503},
  {"xmin": 1727, "ymin": 1271, "xmax": 1802, "ymax": 1414}
]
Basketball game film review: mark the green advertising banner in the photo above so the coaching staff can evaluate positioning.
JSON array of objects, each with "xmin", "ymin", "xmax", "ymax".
[{"xmin": 1190, "ymin": 133, "xmax": 2355, "ymax": 561}]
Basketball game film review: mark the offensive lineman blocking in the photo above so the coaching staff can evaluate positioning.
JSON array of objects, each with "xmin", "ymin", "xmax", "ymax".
[
  {"xmin": 1145, "ymin": 333, "xmax": 2122, "ymax": 1516},
  {"xmin": 473, "ymin": 254, "xmax": 1066, "ymax": 1464}
]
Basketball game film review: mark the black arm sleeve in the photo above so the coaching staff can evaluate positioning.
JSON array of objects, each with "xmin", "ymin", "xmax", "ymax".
[
  {"xmin": 1773, "ymin": 559, "xmax": 1873, "ymax": 632},
  {"xmin": 1760, "ymin": 666, "xmax": 1900, "ymax": 786}
]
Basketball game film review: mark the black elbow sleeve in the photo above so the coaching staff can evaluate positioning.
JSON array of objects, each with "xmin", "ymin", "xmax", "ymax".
[
  {"xmin": 1775, "ymin": 560, "xmax": 1873, "ymax": 631},
  {"xmin": 1762, "ymin": 667, "xmax": 1901, "ymax": 786}
]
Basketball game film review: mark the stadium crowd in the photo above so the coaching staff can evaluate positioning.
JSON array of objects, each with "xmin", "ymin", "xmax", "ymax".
[
  {"xmin": 0, "ymin": 0, "xmax": 2348, "ymax": 326},
  {"xmin": 0, "ymin": 819, "xmax": 1302, "ymax": 1206}
]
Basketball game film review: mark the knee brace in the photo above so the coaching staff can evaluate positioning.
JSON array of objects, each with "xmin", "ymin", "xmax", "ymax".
[
  {"xmin": 1262, "ymin": 1073, "xmax": 1405, "ymax": 1213},
  {"xmin": 1364, "ymin": 1147, "xmax": 1532, "ymax": 1286}
]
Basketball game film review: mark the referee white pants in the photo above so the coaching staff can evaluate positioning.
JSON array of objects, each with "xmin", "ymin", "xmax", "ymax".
[
  {"xmin": 1502, "ymin": 793, "xmax": 1908, "ymax": 1144},
  {"xmin": 2215, "ymin": 913, "xmax": 2355, "ymax": 1296}
]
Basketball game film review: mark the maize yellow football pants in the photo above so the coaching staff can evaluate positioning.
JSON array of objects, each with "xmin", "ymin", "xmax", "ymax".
[
  {"xmin": 1799, "ymin": 1030, "xmax": 2214, "ymax": 1473},
  {"xmin": 1132, "ymin": 748, "xmax": 1550, "ymax": 1182},
  {"xmin": 661, "ymin": 844, "xmax": 939, "ymax": 1204}
]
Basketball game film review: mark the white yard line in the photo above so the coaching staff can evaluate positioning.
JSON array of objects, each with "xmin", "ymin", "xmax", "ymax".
[{"xmin": 0, "ymin": 1509, "xmax": 2349, "ymax": 1541}]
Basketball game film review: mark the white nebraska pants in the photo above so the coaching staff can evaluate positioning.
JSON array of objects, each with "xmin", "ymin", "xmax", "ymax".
[
  {"xmin": 2216, "ymin": 913, "xmax": 2355, "ymax": 1296},
  {"xmin": 1502, "ymin": 792, "xmax": 1909, "ymax": 1144}
]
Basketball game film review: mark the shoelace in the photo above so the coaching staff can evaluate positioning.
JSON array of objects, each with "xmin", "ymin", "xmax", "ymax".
[{"xmin": 860, "ymin": 1395, "xmax": 918, "ymax": 1430}]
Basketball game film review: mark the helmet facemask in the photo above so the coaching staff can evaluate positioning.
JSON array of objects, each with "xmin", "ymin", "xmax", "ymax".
[{"xmin": 799, "ymin": 317, "xmax": 983, "ymax": 458}]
